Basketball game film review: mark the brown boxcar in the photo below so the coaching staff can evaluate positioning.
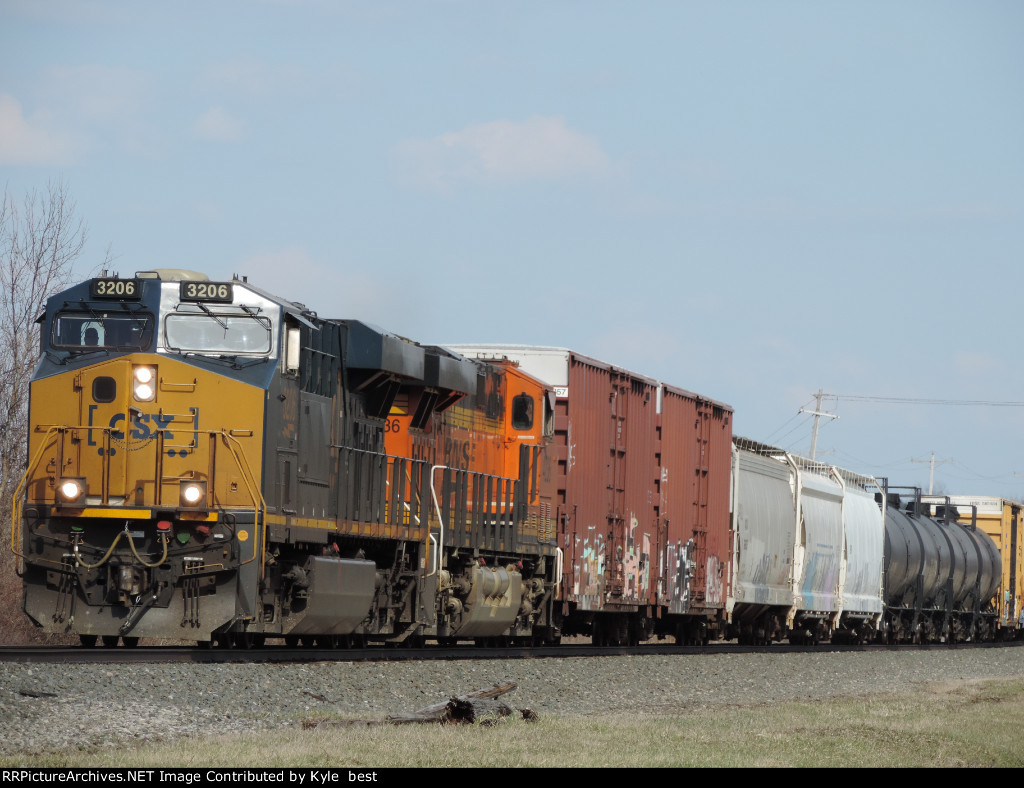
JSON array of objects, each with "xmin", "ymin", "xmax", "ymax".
[
  {"xmin": 444, "ymin": 345, "xmax": 733, "ymax": 644},
  {"xmin": 658, "ymin": 385, "xmax": 733, "ymax": 639}
]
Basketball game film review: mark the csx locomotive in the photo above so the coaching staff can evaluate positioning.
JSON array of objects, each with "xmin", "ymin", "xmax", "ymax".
[{"xmin": 12, "ymin": 271, "xmax": 1012, "ymax": 647}]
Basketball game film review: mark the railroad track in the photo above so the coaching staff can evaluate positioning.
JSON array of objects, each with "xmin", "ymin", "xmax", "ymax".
[{"xmin": 2, "ymin": 639, "xmax": 1019, "ymax": 664}]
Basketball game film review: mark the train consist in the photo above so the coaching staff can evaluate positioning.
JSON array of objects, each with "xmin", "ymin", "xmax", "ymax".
[{"xmin": 12, "ymin": 271, "xmax": 1016, "ymax": 647}]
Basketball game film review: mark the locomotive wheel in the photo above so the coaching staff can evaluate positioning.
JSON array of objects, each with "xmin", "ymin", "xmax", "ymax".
[
  {"xmin": 284, "ymin": 635, "xmax": 299, "ymax": 647},
  {"xmin": 101, "ymin": 635, "xmax": 119, "ymax": 648},
  {"xmin": 79, "ymin": 634, "xmax": 98, "ymax": 648},
  {"xmin": 121, "ymin": 636, "xmax": 139, "ymax": 649}
]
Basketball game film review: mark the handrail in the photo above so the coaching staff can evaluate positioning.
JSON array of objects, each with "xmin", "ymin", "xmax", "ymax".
[
  {"xmin": 784, "ymin": 452, "xmax": 802, "ymax": 631},
  {"xmin": 10, "ymin": 426, "xmax": 62, "ymax": 562},
  {"xmin": 829, "ymin": 466, "xmax": 847, "ymax": 628},
  {"xmin": 15, "ymin": 423, "xmax": 264, "ymax": 577},
  {"xmin": 425, "ymin": 464, "xmax": 450, "ymax": 578},
  {"xmin": 220, "ymin": 430, "xmax": 267, "ymax": 577}
]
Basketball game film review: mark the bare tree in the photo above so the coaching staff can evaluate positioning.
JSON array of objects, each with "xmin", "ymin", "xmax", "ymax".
[{"xmin": 0, "ymin": 181, "xmax": 99, "ymax": 641}]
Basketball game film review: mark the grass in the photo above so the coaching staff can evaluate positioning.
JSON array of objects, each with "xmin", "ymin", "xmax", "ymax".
[{"xmin": 4, "ymin": 677, "xmax": 1024, "ymax": 768}]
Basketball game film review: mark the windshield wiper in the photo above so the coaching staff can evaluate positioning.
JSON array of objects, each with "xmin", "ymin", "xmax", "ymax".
[{"xmin": 193, "ymin": 301, "xmax": 229, "ymax": 330}]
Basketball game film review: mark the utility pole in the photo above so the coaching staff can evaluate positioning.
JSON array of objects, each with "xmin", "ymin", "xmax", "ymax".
[
  {"xmin": 799, "ymin": 389, "xmax": 839, "ymax": 460},
  {"xmin": 911, "ymin": 451, "xmax": 952, "ymax": 495}
]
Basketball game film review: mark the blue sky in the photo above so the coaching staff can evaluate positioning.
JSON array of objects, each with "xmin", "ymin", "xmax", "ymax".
[{"xmin": 3, "ymin": 1, "xmax": 1023, "ymax": 498}]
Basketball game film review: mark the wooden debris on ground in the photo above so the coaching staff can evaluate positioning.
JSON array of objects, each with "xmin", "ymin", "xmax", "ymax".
[
  {"xmin": 18, "ymin": 689, "xmax": 58, "ymax": 698},
  {"xmin": 302, "ymin": 681, "xmax": 538, "ymax": 728}
]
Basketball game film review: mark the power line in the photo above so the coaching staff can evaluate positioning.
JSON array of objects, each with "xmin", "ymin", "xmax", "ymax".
[{"xmin": 836, "ymin": 394, "xmax": 1024, "ymax": 407}]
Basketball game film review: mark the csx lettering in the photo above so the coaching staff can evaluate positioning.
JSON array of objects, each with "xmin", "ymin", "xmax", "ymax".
[
  {"xmin": 88, "ymin": 407, "xmax": 196, "ymax": 445},
  {"xmin": 108, "ymin": 412, "xmax": 177, "ymax": 441}
]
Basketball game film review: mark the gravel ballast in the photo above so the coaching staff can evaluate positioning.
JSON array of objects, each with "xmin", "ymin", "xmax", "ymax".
[{"xmin": 3, "ymin": 646, "xmax": 1024, "ymax": 757}]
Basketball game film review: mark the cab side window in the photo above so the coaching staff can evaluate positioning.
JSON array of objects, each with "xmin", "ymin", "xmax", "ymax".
[{"xmin": 511, "ymin": 393, "xmax": 534, "ymax": 430}]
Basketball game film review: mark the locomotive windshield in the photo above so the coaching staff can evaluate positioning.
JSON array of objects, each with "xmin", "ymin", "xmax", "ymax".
[
  {"xmin": 164, "ymin": 304, "xmax": 272, "ymax": 355},
  {"xmin": 52, "ymin": 311, "xmax": 154, "ymax": 351}
]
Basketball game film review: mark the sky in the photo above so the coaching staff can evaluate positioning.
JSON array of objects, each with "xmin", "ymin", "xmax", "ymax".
[{"xmin": 3, "ymin": 1, "xmax": 1023, "ymax": 499}]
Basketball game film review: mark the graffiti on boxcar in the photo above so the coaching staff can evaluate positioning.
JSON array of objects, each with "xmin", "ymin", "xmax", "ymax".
[
  {"xmin": 618, "ymin": 514, "xmax": 651, "ymax": 600},
  {"xmin": 706, "ymin": 555, "xmax": 724, "ymax": 607},
  {"xmin": 574, "ymin": 528, "xmax": 606, "ymax": 609},
  {"xmin": 664, "ymin": 538, "xmax": 695, "ymax": 608},
  {"xmin": 750, "ymin": 550, "xmax": 774, "ymax": 604},
  {"xmin": 843, "ymin": 563, "xmax": 869, "ymax": 610},
  {"xmin": 801, "ymin": 550, "xmax": 838, "ymax": 609}
]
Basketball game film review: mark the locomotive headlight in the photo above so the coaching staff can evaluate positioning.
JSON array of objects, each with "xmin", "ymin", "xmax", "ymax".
[
  {"xmin": 57, "ymin": 477, "xmax": 87, "ymax": 506},
  {"xmin": 133, "ymin": 366, "xmax": 156, "ymax": 402},
  {"xmin": 179, "ymin": 480, "xmax": 207, "ymax": 509}
]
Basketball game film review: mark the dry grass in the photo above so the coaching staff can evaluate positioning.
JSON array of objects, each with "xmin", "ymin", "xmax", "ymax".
[{"xmin": 4, "ymin": 677, "xmax": 1024, "ymax": 768}]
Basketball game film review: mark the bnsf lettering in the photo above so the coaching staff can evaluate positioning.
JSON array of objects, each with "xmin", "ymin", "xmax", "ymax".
[{"xmin": 443, "ymin": 438, "xmax": 471, "ymax": 470}]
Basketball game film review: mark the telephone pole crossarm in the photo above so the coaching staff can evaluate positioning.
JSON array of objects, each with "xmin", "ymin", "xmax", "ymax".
[{"xmin": 800, "ymin": 389, "xmax": 839, "ymax": 460}]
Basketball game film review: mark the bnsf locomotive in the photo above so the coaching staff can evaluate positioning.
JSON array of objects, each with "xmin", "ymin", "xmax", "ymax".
[{"xmin": 12, "ymin": 271, "xmax": 1013, "ymax": 647}]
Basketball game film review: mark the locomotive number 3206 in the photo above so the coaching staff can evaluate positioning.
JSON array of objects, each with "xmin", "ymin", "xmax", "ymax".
[
  {"xmin": 180, "ymin": 281, "xmax": 234, "ymax": 302},
  {"xmin": 90, "ymin": 278, "xmax": 140, "ymax": 298}
]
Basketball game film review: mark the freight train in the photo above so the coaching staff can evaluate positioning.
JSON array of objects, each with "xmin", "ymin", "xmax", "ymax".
[{"xmin": 11, "ymin": 271, "xmax": 1015, "ymax": 647}]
